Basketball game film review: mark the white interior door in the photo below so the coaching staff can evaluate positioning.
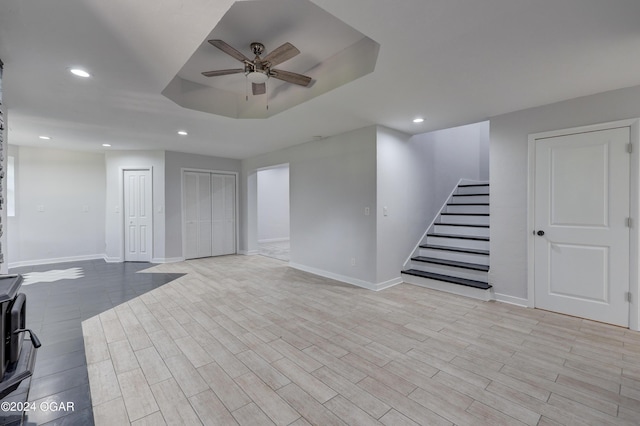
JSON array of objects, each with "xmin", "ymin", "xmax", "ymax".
[
  {"xmin": 124, "ymin": 169, "xmax": 152, "ymax": 262},
  {"xmin": 184, "ymin": 171, "xmax": 235, "ymax": 259},
  {"xmin": 534, "ymin": 127, "xmax": 630, "ymax": 326}
]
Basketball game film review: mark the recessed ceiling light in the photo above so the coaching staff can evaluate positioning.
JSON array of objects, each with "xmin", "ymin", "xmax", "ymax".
[
  {"xmin": 102, "ymin": 144, "xmax": 111, "ymax": 147},
  {"xmin": 413, "ymin": 118, "xmax": 424, "ymax": 123},
  {"xmin": 70, "ymin": 68, "xmax": 91, "ymax": 78},
  {"xmin": 39, "ymin": 136, "xmax": 51, "ymax": 140},
  {"xmin": 177, "ymin": 130, "xmax": 188, "ymax": 136}
]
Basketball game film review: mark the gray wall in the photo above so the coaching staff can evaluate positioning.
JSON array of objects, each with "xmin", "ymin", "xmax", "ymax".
[
  {"xmin": 490, "ymin": 84, "xmax": 640, "ymax": 301},
  {"xmin": 290, "ymin": 127, "xmax": 377, "ymax": 284},
  {"xmin": 164, "ymin": 150, "xmax": 241, "ymax": 260},
  {"xmin": 242, "ymin": 123, "xmax": 489, "ymax": 289},
  {"xmin": 241, "ymin": 126, "xmax": 378, "ymax": 286},
  {"xmin": 8, "ymin": 146, "xmax": 106, "ymax": 267},
  {"xmin": 257, "ymin": 165, "xmax": 290, "ymax": 243},
  {"xmin": 104, "ymin": 150, "xmax": 166, "ymax": 262}
]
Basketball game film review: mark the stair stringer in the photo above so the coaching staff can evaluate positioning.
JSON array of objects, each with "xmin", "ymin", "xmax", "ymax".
[
  {"xmin": 401, "ymin": 178, "xmax": 465, "ymax": 271},
  {"xmin": 401, "ymin": 178, "xmax": 488, "ymax": 270},
  {"xmin": 401, "ymin": 179, "xmax": 494, "ymax": 301}
]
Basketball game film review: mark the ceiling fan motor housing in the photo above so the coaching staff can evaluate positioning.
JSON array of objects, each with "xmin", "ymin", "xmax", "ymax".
[{"xmin": 250, "ymin": 42, "xmax": 265, "ymax": 56}]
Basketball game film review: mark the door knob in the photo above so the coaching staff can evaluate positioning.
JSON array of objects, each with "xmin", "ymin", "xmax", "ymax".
[{"xmin": 536, "ymin": 230, "xmax": 545, "ymax": 236}]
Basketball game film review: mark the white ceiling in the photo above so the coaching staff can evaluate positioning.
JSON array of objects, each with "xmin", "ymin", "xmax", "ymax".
[{"xmin": 1, "ymin": 0, "xmax": 640, "ymax": 159}]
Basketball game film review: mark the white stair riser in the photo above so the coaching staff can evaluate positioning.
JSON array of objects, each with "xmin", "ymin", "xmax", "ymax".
[
  {"xmin": 426, "ymin": 236, "xmax": 489, "ymax": 251},
  {"xmin": 402, "ymin": 275, "xmax": 493, "ymax": 301},
  {"xmin": 410, "ymin": 262, "xmax": 488, "ymax": 281},
  {"xmin": 433, "ymin": 224, "xmax": 489, "ymax": 237},
  {"xmin": 439, "ymin": 215, "xmax": 490, "ymax": 225},
  {"xmin": 456, "ymin": 185, "xmax": 490, "ymax": 195},
  {"xmin": 450, "ymin": 195, "xmax": 489, "ymax": 204},
  {"xmin": 419, "ymin": 248, "xmax": 490, "ymax": 265},
  {"xmin": 445, "ymin": 204, "xmax": 489, "ymax": 214}
]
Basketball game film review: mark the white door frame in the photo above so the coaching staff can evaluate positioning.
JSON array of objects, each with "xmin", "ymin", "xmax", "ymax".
[
  {"xmin": 121, "ymin": 167, "xmax": 153, "ymax": 262},
  {"xmin": 527, "ymin": 118, "xmax": 640, "ymax": 331},
  {"xmin": 181, "ymin": 168, "xmax": 239, "ymax": 260}
]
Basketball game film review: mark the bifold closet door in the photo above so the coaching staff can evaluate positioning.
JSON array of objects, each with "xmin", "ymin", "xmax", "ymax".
[
  {"xmin": 184, "ymin": 172, "xmax": 235, "ymax": 259},
  {"xmin": 212, "ymin": 174, "xmax": 236, "ymax": 256},
  {"xmin": 184, "ymin": 171, "xmax": 212, "ymax": 259}
]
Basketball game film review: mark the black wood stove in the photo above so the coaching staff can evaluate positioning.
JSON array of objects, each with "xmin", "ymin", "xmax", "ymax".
[{"xmin": 0, "ymin": 275, "xmax": 40, "ymax": 399}]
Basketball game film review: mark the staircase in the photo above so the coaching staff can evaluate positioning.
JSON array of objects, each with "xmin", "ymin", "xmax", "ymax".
[{"xmin": 401, "ymin": 181, "xmax": 493, "ymax": 301}]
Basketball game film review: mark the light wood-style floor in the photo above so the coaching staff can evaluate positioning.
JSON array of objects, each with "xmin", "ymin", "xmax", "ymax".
[{"xmin": 83, "ymin": 255, "xmax": 640, "ymax": 425}]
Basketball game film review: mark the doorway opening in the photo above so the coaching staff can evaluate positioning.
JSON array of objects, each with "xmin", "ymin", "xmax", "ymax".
[{"xmin": 257, "ymin": 164, "xmax": 290, "ymax": 261}]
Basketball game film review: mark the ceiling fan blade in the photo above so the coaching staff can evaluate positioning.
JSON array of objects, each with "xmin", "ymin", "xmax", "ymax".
[
  {"xmin": 208, "ymin": 39, "xmax": 250, "ymax": 62},
  {"xmin": 270, "ymin": 69, "xmax": 312, "ymax": 87},
  {"xmin": 252, "ymin": 83, "xmax": 266, "ymax": 95},
  {"xmin": 262, "ymin": 42, "xmax": 300, "ymax": 67},
  {"xmin": 201, "ymin": 68, "xmax": 244, "ymax": 77}
]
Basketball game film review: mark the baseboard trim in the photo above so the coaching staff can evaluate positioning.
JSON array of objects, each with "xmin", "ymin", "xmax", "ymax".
[
  {"xmin": 151, "ymin": 257, "xmax": 184, "ymax": 264},
  {"xmin": 258, "ymin": 238, "xmax": 290, "ymax": 244},
  {"xmin": 8, "ymin": 254, "xmax": 106, "ymax": 269},
  {"xmin": 494, "ymin": 293, "xmax": 529, "ymax": 307},
  {"xmin": 239, "ymin": 250, "xmax": 260, "ymax": 255},
  {"xmin": 376, "ymin": 277, "xmax": 403, "ymax": 291},
  {"xmin": 288, "ymin": 263, "xmax": 383, "ymax": 291}
]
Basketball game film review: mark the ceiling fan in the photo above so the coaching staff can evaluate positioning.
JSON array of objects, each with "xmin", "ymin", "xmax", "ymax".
[{"xmin": 202, "ymin": 39, "xmax": 312, "ymax": 96}]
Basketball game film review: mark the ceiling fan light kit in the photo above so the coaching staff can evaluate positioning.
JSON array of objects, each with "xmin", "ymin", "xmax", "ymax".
[
  {"xmin": 246, "ymin": 71, "xmax": 268, "ymax": 84},
  {"xmin": 202, "ymin": 39, "xmax": 312, "ymax": 97}
]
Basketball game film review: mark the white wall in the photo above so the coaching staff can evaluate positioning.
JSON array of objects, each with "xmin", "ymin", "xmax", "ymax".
[
  {"xmin": 376, "ymin": 122, "xmax": 489, "ymax": 286},
  {"xmin": 490, "ymin": 84, "xmax": 640, "ymax": 302},
  {"xmin": 290, "ymin": 127, "xmax": 377, "ymax": 284},
  {"xmin": 257, "ymin": 165, "xmax": 290, "ymax": 243},
  {"xmin": 376, "ymin": 127, "xmax": 417, "ymax": 287},
  {"xmin": 8, "ymin": 146, "xmax": 106, "ymax": 267},
  {"xmin": 241, "ymin": 126, "xmax": 378, "ymax": 287},
  {"xmin": 104, "ymin": 151, "xmax": 165, "ymax": 262},
  {"xmin": 164, "ymin": 151, "xmax": 240, "ymax": 260}
]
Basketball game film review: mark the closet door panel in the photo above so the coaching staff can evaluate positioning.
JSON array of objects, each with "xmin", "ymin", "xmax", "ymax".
[
  {"xmin": 183, "ymin": 172, "xmax": 199, "ymax": 259},
  {"xmin": 197, "ymin": 173, "xmax": 212, "ymax": 257}
]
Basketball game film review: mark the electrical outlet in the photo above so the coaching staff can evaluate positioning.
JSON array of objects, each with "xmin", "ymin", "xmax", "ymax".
[
  {"xmin": 350, "ymin": 257, "xmax": 356, "ymax": 267},
  {"xmin": 364, "ymin": 207, "xmax": 370, "ymax": 216}
]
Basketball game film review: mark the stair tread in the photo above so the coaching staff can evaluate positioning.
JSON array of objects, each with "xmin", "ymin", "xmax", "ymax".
[
  {"xmin": 452, "ymin": 193, "xmax": 490, "ymax": 197},
  {"xmin": 412, "ymin": 256, "xmax": 489, "ymax": 271},
  {"xmin": 428, "ymin": 233, "xmax": 489, "ymax": 241},
  {"xmin": 458, "ymin": 183, "xmax": 489, "ymax": 187},
  {"xmin": 447, "ymin": 203, "xmax": 489, "ymax": 206},
  {"xmin": 401, "ymin": 269, "xmax": 492, "ymax": 290},
  {"xmin": 436, "ymin": 223, "xmax": 489, "ymax": 228},
  {"xmin": 419, "ymin": 244, "xmax": 489, "ymax": 255}
]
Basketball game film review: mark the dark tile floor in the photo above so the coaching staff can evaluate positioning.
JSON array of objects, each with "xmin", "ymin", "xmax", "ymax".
[{"xmin": 0, "ymin": 260, "xmax": 183, "ymax": 426}]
